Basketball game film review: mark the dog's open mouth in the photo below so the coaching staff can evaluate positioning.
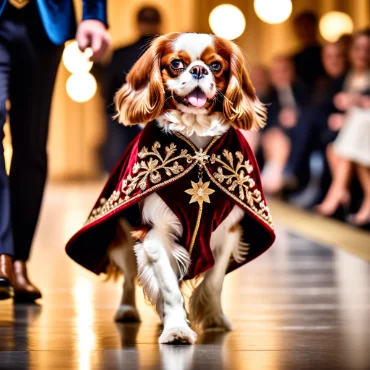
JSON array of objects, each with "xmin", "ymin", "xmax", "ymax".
[{"xmin": 181, "ymin": 87, "xmax": 208, "ymax": 108}]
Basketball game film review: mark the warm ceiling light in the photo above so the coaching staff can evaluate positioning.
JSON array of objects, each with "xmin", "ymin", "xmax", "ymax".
[
  {"xmin": 63, "ymin": 41, "xmax": 93, "ymax": 74},
  {"xmin": 66, "ymin": 73, "xmax": 97, "ymax": 103},
  {"xmin": 254, "ymin": 0, "xmax": 292, "ymax": 24},
  {"xmin": 319, "ymin": 11, "xmax": 354, "ymax": 42},
  {"xmin": 209, "ymin": 4, "xmax": 246, "ymax": 40}
]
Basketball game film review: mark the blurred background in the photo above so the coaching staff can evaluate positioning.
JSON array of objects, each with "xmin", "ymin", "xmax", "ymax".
[
  {"xmin": 1, "ymin": 2, "xmax": 370, "ymax": 368},
  {"xmin": 3, "ymin": 0, "xmax": 370, "ymax": 225}
]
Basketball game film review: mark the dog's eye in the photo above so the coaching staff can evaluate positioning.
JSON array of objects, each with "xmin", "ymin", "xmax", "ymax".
[
  {"xmin": 210, "ymin": 61, "xmax": 222, "ymax": 72},
  {"xmin": 171, "ymin": 59, "xmax": 185, "ymax": 70}
]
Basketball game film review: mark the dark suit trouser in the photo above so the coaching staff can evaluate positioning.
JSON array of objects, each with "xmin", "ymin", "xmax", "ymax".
[{"xmin": 0, "ymin": 4, "xmax": 63, "ymax": 260}]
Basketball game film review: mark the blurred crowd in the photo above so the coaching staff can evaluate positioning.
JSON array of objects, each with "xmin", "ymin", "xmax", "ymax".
[
  {"xmin": 244, "ymin": 11, "xmax": 370, "ymax": 229},
  {"xmin": 101, "ymin": 9, "xmax": 370, "ymax": 229}
]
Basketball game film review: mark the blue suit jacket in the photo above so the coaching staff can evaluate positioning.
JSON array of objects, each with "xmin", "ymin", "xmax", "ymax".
[{"xmin": 0, "ymin": 0, "xmax": 107, "ymax": 45}]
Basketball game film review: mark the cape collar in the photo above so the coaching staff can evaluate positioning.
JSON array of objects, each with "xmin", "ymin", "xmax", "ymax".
[{"xmin": 85, "ymin": 122, "xmax": 273, "ymax": 230}]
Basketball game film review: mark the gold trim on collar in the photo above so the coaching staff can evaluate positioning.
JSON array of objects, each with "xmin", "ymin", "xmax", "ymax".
[
  {"xmin": 206, "ymin": 149, "xmax": 274, "ymax": 228},
  {"xmin": 87, "ymin": 161, "xmax": 198, "ymax": 225},
  {"xmin": 173, "ymin": 132, "xmax": 221, "ymax": 153}
]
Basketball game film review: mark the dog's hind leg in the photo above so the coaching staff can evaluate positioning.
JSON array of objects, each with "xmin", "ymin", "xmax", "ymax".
[
  {"xmin": 190, "ymin": 207, "xmax": 244, "ymax": 331},
  {"xmin": 109, "ymin": 219, "xmax": 141, "ymax": 323}
]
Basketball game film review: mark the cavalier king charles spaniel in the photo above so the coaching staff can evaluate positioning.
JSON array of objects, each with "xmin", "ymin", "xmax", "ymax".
[{"xmin": 109, "ymin": 33, "xmax": 266, "ymax": 344}]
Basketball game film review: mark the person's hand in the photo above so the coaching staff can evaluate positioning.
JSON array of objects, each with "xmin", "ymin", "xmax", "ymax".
[
  {"xmin": 333, "ymin": 92, "xmax": 354, "ymax": 111},
  {"xmin": 76, "ymin": 20, "xmax": 111, "ymax": 62},
  {"xmin": 279, "ymin": 107, "xmax": 298, "ymax": 128},
  {"xmin": 328, "ymin": 113, "xmax": 345, "ymax": 131}
]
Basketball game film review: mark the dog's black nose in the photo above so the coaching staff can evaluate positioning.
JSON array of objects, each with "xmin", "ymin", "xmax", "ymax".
[{"xmin": 190, "ymin": 65, "xmax": 208, "ymax": 79}]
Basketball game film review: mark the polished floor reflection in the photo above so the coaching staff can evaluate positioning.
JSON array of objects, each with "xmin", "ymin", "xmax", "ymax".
[{"xmin": 0, "ymin": 183, "xmax": 370, "ymax": 370}]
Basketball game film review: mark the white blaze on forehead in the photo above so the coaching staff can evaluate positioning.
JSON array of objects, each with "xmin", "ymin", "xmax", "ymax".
[{"xmin": 173, "ymin": 33, "xmax": 214, "ymax": 61}]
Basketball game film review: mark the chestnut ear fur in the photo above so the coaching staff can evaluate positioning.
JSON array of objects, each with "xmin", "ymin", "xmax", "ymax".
[
  {"xmin": 114, "ymin": 33, "xmax": 179, "ymax": 125},
  {"xmin": 115, "ymin": 33, "xmax": 266, "ymax": 130},
  {"xmin": 217, "ymin": 38, "xmax": 267, "ymax": 131}
]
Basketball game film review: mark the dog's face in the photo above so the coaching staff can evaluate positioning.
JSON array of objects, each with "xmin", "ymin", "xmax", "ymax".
[
  {"xmin": 115, "ymin": 33, "xmax": 266, "ymax": 131},
  {"xmin": 160, "ymin": 33, "xmax": 227, "ymax": 114}
]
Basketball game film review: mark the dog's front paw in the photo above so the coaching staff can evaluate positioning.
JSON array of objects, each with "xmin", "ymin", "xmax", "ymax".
[
  {"xmin": 114, "ymin": 304, "xmax": 141, "ymax": 323},
  {"xmin": 159, "ymin": 325, "xmax": 197, "ymax": 344},
  {"xmin": 203, "ymin": 313, "xmax": 233, "ymax": 332}
]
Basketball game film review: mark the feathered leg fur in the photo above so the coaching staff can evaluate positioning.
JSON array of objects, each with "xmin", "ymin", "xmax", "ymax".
[{"xmin": 139, "ymin": 194, "xmax": 196, "ymax": 344}]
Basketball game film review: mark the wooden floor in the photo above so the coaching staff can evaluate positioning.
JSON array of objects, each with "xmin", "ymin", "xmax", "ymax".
[{"xmin": 1, "ymin": 183, "xmax": 370, "ymax": 370}]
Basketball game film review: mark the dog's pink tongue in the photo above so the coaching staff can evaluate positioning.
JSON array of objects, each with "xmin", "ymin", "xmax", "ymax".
[{"xmin": 187, "ymin": 90, "xmax": 207, "ymax": 107}]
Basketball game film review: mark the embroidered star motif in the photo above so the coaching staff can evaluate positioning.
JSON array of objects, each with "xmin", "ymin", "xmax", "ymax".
[
  {"xmin": 185, "ymin": 180, "xmax": 215, "ymax": 205},
  {"xmin": 192, "ymin": 149, "xmax": 210, "ymax": 166}
]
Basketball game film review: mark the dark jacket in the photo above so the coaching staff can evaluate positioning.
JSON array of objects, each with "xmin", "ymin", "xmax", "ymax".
[{"xmin": 292, "ymin": 45, "xmax": 325, "ymax": 92}]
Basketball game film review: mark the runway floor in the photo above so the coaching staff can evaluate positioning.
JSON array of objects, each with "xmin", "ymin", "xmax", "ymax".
[{"xmin": 0, "ymin": 183, "xmax": 370, "ymax": 370}]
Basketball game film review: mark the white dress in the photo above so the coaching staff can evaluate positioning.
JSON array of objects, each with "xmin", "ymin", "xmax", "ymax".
[
  {"xmin": 333, "ymin": 71, "xmax": 370, "ymax": 167},
  {"xmin": 333, "ymin": 107, "xmax": 370, "ymax": 166}
]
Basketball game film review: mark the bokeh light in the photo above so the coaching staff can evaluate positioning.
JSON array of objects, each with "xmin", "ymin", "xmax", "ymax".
[
  {"xmin": 209, "ymin": 4, "xmax": 246, "ymax": 40},
  {"xmin": 319, "ymin": 11, "xmax": 354, "ymax": 42},
  {"xmin": 254, "ymin": 0, "xmax": 292, "ymax": 24},
  {"xmin": 66, "ymin": 73, "xmax": 97, "ymax": 103},
  {"xmin": 62, "ymin": 41, "xmax": 93, "ymax": 74}
]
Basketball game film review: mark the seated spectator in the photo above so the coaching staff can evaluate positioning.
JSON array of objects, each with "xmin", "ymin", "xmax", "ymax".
[
  {"xmin": 260, "ymin": 55, "xmax": 308, "ymax": 194},
  {"xmin": 312, "ymin": 42, "xmax": 349, "ymax": 106},
  {"xmin": 315, "ymin": 30, "xmax": 370, "ymax": 225},
  {"xmin": 283, "ymin": 41, "xmax": 348, "ymax": 198}
]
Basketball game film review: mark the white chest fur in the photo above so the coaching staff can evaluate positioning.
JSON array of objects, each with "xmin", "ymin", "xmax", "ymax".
[{"xmin": 157, "ymin": 111, "xmax": 229, "ymax": 147}]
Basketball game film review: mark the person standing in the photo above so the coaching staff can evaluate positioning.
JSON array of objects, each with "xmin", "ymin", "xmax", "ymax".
[
  {"xmin": 102, "ymin": 6, "xmax": 162, "ymax": 172},
  {"xmin": 292, "ymin": 11, "xmax": 325, "ymax": 94},
  {"xmin": 0, "ymin": 0, "xmax": 110, "ymax": 301}
]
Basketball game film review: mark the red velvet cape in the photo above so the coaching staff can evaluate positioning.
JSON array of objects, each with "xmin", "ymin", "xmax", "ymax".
[{"xmin": 66, "ymin": 121, "xmax": 275, "ymax": 279}]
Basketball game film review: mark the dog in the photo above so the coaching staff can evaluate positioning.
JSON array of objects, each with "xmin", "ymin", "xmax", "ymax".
[{"xmin": 66, "ymin": 32, "xmax": 275, "ymax": 345}]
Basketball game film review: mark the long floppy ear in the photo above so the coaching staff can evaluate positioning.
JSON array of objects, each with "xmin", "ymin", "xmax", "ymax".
[
  {"xmin": 114, "ymin": 35, "xmax": 173, "ymax": 125},
  {"xmin": 221, "ymin": 40, "xmax": 267, "ymax": 131}
]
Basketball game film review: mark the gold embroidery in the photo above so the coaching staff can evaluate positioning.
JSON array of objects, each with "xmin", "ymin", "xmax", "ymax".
[
  {"xmin": 209, "ymin": 150, "xmax": 273, "ymax": 227},
  {"xmin": 85, "ymin": 138, "xmax": 222, "ymax": 225},
  {"xmin": 185, "ymin": 180, "xmax": 215, "ymax": 205},
  {"xmin": 188, "ymin": 202, "xmax": 203, "ymax": 255},
  {"xmin": 191, "ymin": 148, "xmax": 210, "ymax": 167},
  {"xmin": 121, "ymin": 142, "xmax": 193, "ymax": 200},
  {"xmin": 85, "ymin": 133, "xmax": 273, "ymax": 231},
  {"xmin": 185, "ymin": 180, "xmax": 215, "ymax": 255},
  {"xmin": 86, "ymin": 161, "xmax": 198, "ymax": 225}
]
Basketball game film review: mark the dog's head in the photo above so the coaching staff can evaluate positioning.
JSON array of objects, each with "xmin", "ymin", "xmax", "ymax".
[{"xmin": 115, "ymin": 33, "xmax": 266, "ymax": 131}]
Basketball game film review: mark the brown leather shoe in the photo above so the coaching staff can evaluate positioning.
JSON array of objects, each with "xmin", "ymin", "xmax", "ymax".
[
  {"xmin": 0, "ymin": 254, "xmax": 14, "ymax": 300},
  {"xmin": 13, "ymin": 260, "xmax": 42, "ymax": 303}
]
